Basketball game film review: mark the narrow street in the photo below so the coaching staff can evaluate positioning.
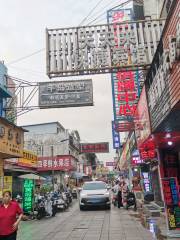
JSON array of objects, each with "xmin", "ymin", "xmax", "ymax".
[{"xmin": 17, "ymin": 202, "xmax": 154, "ymax": 240}]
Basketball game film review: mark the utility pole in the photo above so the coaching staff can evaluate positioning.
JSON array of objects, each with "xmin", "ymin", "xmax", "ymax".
[{"xmin": 51, "ymin": 145, "xmax": 55, "ymax": 191}]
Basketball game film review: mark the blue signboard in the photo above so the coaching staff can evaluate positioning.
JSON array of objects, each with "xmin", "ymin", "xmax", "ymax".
[{"xmin": 112, "ymin": 121, "xmax": 120, "ymax": 149}]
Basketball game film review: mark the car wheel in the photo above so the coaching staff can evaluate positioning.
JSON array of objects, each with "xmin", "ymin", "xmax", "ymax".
[
  {"xmin": 79, "ymin": 205, "xmax": 84, "ymax": 211},
  {"xmin": 106, "ymin": 205, "xmax": 111, "ymax": 210}
]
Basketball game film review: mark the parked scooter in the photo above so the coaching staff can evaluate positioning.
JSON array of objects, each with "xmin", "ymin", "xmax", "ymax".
[
  {"xmin": 126, "ymin": 191, "xmax": 137, "ymax": 211},
  {"xmin": 36, "ymin": 194, "xmax": 57, "ymax": 220}
]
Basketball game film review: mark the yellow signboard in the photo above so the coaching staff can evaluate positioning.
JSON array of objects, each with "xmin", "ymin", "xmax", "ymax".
[
  {"xmin": 3, "ymin": 176, "xmax": 12, "ymax": 193},
  {"xmin": 18, "ymin": 150, "xmax": 37, "ymax": 168},
  {"xmin": 0, "ymin": 117, "xmax": 24, "ymax": 159}
]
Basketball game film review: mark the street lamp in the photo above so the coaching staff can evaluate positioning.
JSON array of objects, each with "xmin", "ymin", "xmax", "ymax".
[{"xmin": 50, "ymin": 138, "xmax": 69, "ymax": 191}]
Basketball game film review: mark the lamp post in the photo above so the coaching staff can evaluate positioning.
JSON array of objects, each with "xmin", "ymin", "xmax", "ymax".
[{"xmin": 50, "ymin": 138, "xmax": 69, "ymax": 191}]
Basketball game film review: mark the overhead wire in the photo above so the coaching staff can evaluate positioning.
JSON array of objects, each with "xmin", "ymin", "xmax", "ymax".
[
  {"xmin": 78, "ymin": 0, "xmax": 105, "ymax": 26},
  {"xmin": 7, "ymin": 48, "xmax": 45, "ymax": 66},
  {"xmin": 86, "ymin": 0, "xmax": 132, "ymax": 26}
]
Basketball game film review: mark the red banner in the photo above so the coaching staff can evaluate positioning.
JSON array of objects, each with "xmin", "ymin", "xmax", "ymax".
[
  {"xmin": 37, "ymin": 155, "xmax": 76, "ymax": 171},
  {"xmin": 81, "ymin": 142, "xmax": 109, "ymax": 153}
]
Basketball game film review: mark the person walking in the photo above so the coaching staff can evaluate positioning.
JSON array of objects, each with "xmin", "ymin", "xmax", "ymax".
[
  {"xmin": 117, "ymin": 184, "xmax": 123, "ymax": 208},
  {"xmin": 0, "ymin": 191, "xmax": 23, "ymax": 240}
]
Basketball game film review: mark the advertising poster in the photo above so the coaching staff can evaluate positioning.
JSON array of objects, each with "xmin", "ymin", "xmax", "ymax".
[{"xmin": 162, "ymin": 177, "xmax": 180, "ymax": 233}]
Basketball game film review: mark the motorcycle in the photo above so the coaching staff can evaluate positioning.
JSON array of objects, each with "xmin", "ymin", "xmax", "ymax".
[
  {"xmin": 53, "ymin": 193, "xmax": 66, "ymax": 211},
  {"xmin": 36, "ymin": 195, "xmax": 57, "ymax": 220},
  {"xmin": 126, "ymin": 192, "xmax": 137, "ymax": 211}
]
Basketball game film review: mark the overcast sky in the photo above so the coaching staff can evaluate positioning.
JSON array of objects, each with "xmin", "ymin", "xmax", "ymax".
[{"xmin": 0, "ymin": 0, "xmax": 129, "ymax": 163}]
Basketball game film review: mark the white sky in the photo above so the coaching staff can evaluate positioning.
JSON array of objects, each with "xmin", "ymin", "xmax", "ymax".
[{"xmin": 0, "ymin": 0, "xmax": 129, "ymax": 162}]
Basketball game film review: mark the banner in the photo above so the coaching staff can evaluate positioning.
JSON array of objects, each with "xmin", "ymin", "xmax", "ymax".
[
  {"xmin": 81, "ymin": 142, "xmax": 109, "ymax": 153},
  {"xmin": 37, "ymin": 155, "xmax": 77, "ymax": 171}
]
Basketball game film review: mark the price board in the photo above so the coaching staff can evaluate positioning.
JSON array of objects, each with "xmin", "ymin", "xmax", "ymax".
[
  {"xmin": 23, "ymin": 179, "xmax": 34, "ymax": 213},
  {"xmin": 162, "ymin": 178, "xmax": 180, "ymax": 231}
]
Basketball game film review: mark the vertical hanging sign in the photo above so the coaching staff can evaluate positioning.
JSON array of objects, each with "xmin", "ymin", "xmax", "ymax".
[
  {"xmin": 112, "ymin": 121, "xmax": 120, "ymax": 149},
  {"xmin": 23, "ymin": 179, "xmax": 34, "ymax": 213},
  {"xmin": 107, "ymin": 8, "xmax": 141, "ymax": 131}
]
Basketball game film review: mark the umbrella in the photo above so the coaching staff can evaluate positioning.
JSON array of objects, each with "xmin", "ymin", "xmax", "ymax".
[{"xmin": 18, "ymin": 173, "xmax": 46, "ymax": 180}]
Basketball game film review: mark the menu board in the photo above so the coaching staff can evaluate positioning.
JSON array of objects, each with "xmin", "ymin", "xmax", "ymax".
[{"xmin": 162, "ymin": 178, "xmax": 180, "ymax": 230}]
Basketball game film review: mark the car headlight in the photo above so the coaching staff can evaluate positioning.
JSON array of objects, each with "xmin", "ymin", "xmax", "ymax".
[
  {"xmin": 104, "ymin": 192, "xmax": 110, "ymax": 197},
  {"xmin": 80, "ymin": 193, "xmax": 87, "ymax": 198}
]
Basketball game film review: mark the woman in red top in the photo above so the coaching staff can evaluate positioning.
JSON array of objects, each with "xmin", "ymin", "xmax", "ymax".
[{"xmin": 0, "ymin": 191, "xmax": 23, "ymax": 240}]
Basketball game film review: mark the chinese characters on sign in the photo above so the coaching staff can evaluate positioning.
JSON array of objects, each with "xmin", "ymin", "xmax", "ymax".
[
  {"xmin": 23, "ymin": 179, "xmax": 34, "ymax": 213},
  {"xmin": 37, "ymin": 156, "xmax": 76, "ymax": 171},
  {"xmin": 112, "ymin": 121, "xmax": 120, "ymax": 149},
  {"xmin": 139, "ymin": 140, "xmax": 157, "ymax": 160},
  {"xmin": 39, "ymin": 79, "xmax": 93, "ymax": 108},
  {"xmin": 18, "ymin": 150, "xmax": 37, "ymax": 168},
  {"xmin": 142, "ymin": 172, "xmax": 151, "ymax": 192},
  {"xmin": 81, "ymin": 142, "xmax": 109, "ymax": 153},
  {"xmin": 147, "ymin": 19, "xmax": 180, "ymax": 131},
  {"xmin": 106, "ymin": 162, "xmax": 115, "ymax": 167},
  {"xmin": 108, "ymin": 8, "xmax": 141, "ymax": 132},
  {"xmin": 0, "ymin": 118, "xmax": 24, "ymax": 158},
  {"xmin": 46, "ymin": 19, "xmax": 165, "ymax": 77},
  {"xmin": 132, "ymin": 156, "xmax": 143, "ymax": 165},
  {"xmin": 112, "ymin": 71, "xmax": 139, "ymax": 121},
  {"xmin": 162, "ymin": 178, "xmax": 180, "ymax": 230}
]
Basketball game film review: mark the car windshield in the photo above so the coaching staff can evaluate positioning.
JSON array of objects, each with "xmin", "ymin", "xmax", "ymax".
[{"xmin": 83, "ymin": 182, "xmax": 106, "ymax": 190}]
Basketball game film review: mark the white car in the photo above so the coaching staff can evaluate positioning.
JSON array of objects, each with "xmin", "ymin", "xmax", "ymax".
[{"xmin": 79, "ymin": 181, "xmax": 111, "ymax": 210}]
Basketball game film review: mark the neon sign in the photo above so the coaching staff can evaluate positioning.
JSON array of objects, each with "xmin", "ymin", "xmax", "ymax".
[
  {"xmin": 142, "ymin": 172, "xmax": 151, "ymax": 192},
  {"xmin": 23, "ymin": 179, "xmax": 34, "ymax": 213}
]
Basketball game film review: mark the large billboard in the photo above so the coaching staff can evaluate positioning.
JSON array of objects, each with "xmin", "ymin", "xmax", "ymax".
[
  {"xmin": 39, "ymin": 79, "xmax": 93, "ymax": 108},
  {"xmin": 46, "ymin": 19, "xmax": 165, "ymax": 78},
  {"xmin": 81, "ymin": 142, "xmax": 109, "ymax": 153}
]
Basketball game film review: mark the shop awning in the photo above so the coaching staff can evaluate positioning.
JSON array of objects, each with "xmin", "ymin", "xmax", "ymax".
[{"xmin": 71, "ymin": 172, "xmax": 88, "ymax": 179}]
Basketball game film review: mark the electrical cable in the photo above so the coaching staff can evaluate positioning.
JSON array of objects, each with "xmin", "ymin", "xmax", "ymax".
[
  {"xmin": 78, "ymin": 0, "xmax": 105, "ymax": 26},
  {"xmin": 7, "ymin": 48, "xmax": 45, "ymax": 66},
  {"xmin": 82, "ymin": 0, "xmax": 123, "ymax": 25},
  {"xmin": 86, "ymin": 0, "xmax": 132, "ymax": 26}
]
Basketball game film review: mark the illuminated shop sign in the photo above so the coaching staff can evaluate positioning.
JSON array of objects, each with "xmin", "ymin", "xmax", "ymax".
[
  {"xmin": 142, "ymin": 172, "xmax": 151, "ymax": 192},
  {"xmin": 81, "ymin": 142, "xmax": 109, "ymax": 153},
  {"xmin": 162, "ymin": 177, "xmax": 180, "ymax": 230},
  {"xmin": 112, "ymin": 121, "xmax": 120, "ymax": 149},
  {"xmin": 23, "ymin": 179, "xmax": 34, "ymax": 213},
  {"xmin": 139, "ymin": 140, "xmax": 157, "ymax": 160}
]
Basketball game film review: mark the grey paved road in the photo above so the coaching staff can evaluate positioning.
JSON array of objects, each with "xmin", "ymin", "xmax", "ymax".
[{"xmin": 17, "ymin": 202, "xmax": 155, "ymax": 240}]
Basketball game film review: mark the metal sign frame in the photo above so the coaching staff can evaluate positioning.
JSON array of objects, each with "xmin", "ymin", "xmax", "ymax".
[
  {"xmin": 46, "ymin": 19, "xmax": 165, "ymax": 78},
  {"xmin": 39, "ymin": 79, "xmax": 93, "ymax": 108}
]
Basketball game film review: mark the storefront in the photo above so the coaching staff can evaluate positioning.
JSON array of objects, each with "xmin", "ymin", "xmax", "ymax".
[
  {"xmin": 4, "ymin": 149, "xmax": 38, "ymax": 197},
  {"xmin": 0, "ymin": 117, "xmax": 25, "ymax": 197},
  {"xmin": 145, "ymin": 1, "xmax": 180, "ymax": 236}
]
